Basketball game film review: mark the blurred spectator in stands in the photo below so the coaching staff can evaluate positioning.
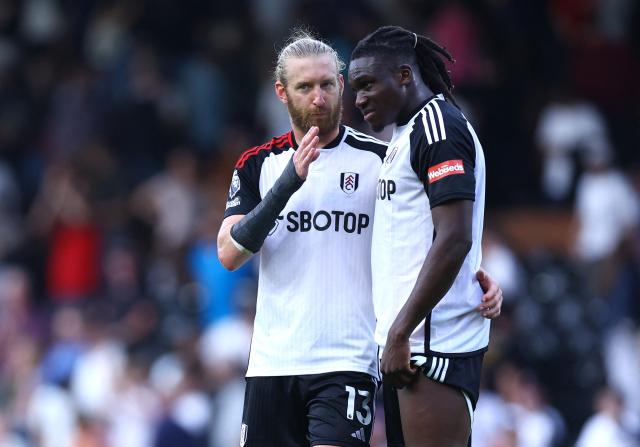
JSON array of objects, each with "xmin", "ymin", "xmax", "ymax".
[
  {"xmin": 83, "ymin": 2, "xmax": 136, "ymax": 72},
  {"xmin": 18, "ymin": 0, "xmax": 63, "ymax": 46},
  {"xmin": 473, "ymin": 383, "xmax": 516, "ymax": 447},
  {"xmin": 0, "ymin": 412, "xmax": 27, "ymax": 447},
  {"xmin": 70, "ymin": 416, "xmax": 107, "ymax": 447},
  {"xmin": 186, "ymin": 149, "xmax": 256, "ymax": 326},
  {"xmin": 120, "ymin": 299, "xmax": 163, "ymax": 365},
  {"xmin": 25, "ymin": 376, "xmax": 76, "ymax": 447},
  {"xmin": 0, "ymin": 267, "xmax": 43, "ymax": 373},
  {"xmin": 28, "ymin": 161, "xmax": 101, "ymax": 303},
  {"xmin": 130, "ymin": 148, "xmax": 200, "ymax": 256},
  {"xmin": 575, "ymin": 387, "xmax": 639, "ymax": 447},
  {"xmin": 494, "ymin": 363, "xmax": 565, "ymax": 447},
  {"xmin": 604, "ymin": 164, "xmax": 640, "ymax": 327},
  {"xmin": 74, "ymin": 143, "xmax": 128, "ymax": 236},
  {"xmin": 1, "ymin": 334, "xmax": 40, "ymax": 443},
  {"xmin": 107, "ymin": 359, "xmax": 160, "ymax": 447},
  {"xmin": 250, "ymin": 0, "xmax": 295, "ymax": 40},
  {"xmin": 70, "ymin": 304, "xmax": 125, "ymax": 420},
  {"xmin": 573, "ymin": 150, "xmax": 639, "ymax": 297},
  {"xmin": 536, "ymin": 92, "xmax": 611, "ymax": 203},
  {"xmin": 99, "ymin": 241, "xmax": 143, "ymax": 316},
  {"xmin": 178, "ymin": 46, "xmax": 228, "ymax": 153},
  {"xmin": 0, "ymin": 162, "xmax": 22, "ymax": 260},
  {"xmin": 424, "ymin": 2, "xmax": 496, "ymax": 91},
  {"xmin": 482, "ymin": 229, "xmax": 524, "ymax": 302},
  {"xmin": 255, "ymin": 72, "xmax": 292, "ymax": 140},
  {"xmin": 200, "ymin": 280, "xmax": 255, "ymax": 447},
  {"xmin": 104, "ymin": 43, "xmax": 182, "ymax": 183},
  {"xmin": 152, "ymin": 371, "xmax": 210, "ymax": 447},
  {"xmin": 188, "ymin": 207, "xmax": 254, "ymax": 327},
  {"xmin": 45, "ymin": 65, "xmax": 97, "ymax": 158},
  {"xmin": 39, "ymin": 306, "xmax": 83, "ymax": 387},
  {"xmin": 603, "ymin": 322, "xmax": 640, "ymax": 434}
]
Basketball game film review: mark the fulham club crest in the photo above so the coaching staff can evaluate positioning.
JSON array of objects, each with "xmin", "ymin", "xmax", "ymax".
[{"xmin": 340, "ymin": 172, "xmax": 359, "ymax": 194}]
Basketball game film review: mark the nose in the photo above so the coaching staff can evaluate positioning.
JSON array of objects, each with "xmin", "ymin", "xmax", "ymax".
[
  {"xmin": 355, "ymin": 91, "xmax": 367, "ymax": 111},
  {"xmin": 312, "ymin": 87, "xmax": 326, "ymax": 107}
]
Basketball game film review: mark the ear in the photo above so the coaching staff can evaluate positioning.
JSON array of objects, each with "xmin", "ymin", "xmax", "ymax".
[
  {"xmin": 398, "ymin": 65, "xmax": 413, "ymax": 87},
  {"xmin": 275, "ymin": 81, "xmax": 288, "ymax": 104},
  {"xmin": 338, "ymin": 73, "xmax": 344, "ymax": 95}
]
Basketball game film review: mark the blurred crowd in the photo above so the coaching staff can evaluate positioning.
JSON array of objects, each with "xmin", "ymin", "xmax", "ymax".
[{"xmin": 0, "ymin": 0, "xmax": 639, "ymax": 446}]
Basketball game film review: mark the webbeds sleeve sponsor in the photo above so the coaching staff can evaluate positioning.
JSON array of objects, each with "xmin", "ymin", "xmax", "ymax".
[{"xmin": 427, "ymin": 159, "xmax": 465, "ymax": 184}]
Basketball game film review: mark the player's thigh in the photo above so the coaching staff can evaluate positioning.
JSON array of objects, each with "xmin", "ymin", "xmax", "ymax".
[
  {"xmin": 306, "ymin": 371, "xmax": 378, "ymax": 447},
  {"xmin": 397, "ymin": 375, "xmax": 471, "ymax": 447},
  {"xmin": 241, "ymin": 376, "xmax": 307, "ymax": 447}
]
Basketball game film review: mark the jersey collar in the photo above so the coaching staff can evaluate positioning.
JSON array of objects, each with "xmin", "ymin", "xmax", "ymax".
[
  {"xmin": 290, "ymin": 125, "xmax": 345, "ymax": 150},
  {"xmin": 397, "ymin": 94, "xmax": 445, "ymax": 127}
]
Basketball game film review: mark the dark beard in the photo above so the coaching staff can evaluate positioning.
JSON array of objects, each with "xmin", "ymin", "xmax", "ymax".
[{"xmin": 286, "ymin": 98, "xmax": 343, "ymax": 138}]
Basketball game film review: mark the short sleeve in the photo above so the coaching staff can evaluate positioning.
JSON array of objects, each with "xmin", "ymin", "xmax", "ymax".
[
  {"xmin": 223, "ymin": 157, "xmax": 262, "ymax": 218},
  {"xmin": 409, "ymin": 102, "xmax": 476, "ymax": 208}
]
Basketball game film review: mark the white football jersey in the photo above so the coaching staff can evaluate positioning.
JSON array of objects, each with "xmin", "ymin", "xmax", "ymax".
[
  {"xmin": 371, "ymin": 94, "xmax": 489, "ymax": 356},
  {"xmin": 225, "ymin": 126, "xmax": 386, "ymax": 377}
]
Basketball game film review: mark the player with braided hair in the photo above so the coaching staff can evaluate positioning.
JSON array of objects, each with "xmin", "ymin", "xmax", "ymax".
[
  {"xmin": 352, "ymin": 25, "xmax": 458, "ymax": 110},
  {"xmin": 349, "ymin": 26, "xmax": 490, "ymax": 446}
]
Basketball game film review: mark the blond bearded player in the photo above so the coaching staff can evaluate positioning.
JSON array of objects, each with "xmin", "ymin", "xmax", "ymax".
[{"xmin": 217, "ymin": 30, "xmax": 503, "ymax": 447}]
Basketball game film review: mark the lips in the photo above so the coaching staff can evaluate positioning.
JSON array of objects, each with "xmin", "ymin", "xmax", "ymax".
[{"xmin": 363, "ymin": 110, "xmax": 376, "ymax": 121}]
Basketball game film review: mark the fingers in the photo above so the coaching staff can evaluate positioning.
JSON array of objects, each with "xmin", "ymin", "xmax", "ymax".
[
  {"xmin": 481, "ymin": 284, "xmax": 500, "ymax": 305},
  {"xmin": 297, "ymin": 126, "xmax": 319, "ymax": 157},
  {"xmin": 300, "ymin": 126, "xmax": 319, "ymax": 146},
  {"xmin": 301, "ymin": 136, "xmax": 320, "ymax": 162},
  {"xmin": 478, "ymin": 287, "xmax": 503, "ymax": 319},
  {"xmin": 481, "ymin": 304, "xmax": 501, "ymax": 319},
  {"xmin": 477, "ymin": 269, "xmax": 496, "ymax": 297},
  {"xmin": 293, "ymin": 127, "xmax": 320, "ymax": 179}
]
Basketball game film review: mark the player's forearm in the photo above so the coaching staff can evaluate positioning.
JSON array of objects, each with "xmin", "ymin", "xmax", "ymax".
[
  {"xmin": 217, "ymin": 216, "xmax": 253, "ymax": 271},
  {"xmin": 230, "ymin": 157, "xmax": 303, "ymax": 253},
  {"xmin": 388, "ymin": 232, "xmax": 471, "ymax": 340}
]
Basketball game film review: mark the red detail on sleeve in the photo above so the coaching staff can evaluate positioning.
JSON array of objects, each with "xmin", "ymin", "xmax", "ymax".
[
  {"xmin": 427, "ymin": 159, "xmax": 465, "ymax": 184},
  {"xmin": 235, "ymin": 132, "xmax": 292, "ymax": 168}
]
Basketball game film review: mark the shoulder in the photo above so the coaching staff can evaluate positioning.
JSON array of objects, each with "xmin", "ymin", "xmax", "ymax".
[
  {"xmin": 410, "ymin": 96, "xmax": 471, "ymax": 146},
  {"xmin": 235, "ymin": 132, "xmax": 294, "ymax": 170},
  {"xmin": 343, "ymin": 126, "xmax": 388, "ymax": 162}
]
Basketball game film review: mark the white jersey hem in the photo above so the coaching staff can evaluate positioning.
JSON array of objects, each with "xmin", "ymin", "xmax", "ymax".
[{"xmin": 246, "ymin": 364, "xmax": 379, "ymax": 378}]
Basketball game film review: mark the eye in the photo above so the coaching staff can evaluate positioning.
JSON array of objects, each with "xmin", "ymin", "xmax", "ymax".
[
  {"xmin": 297, "ymin": 84, "xmax": 310, "ymax": 91},
  {"xmin": 352, "ymin": 80, "xmax": 373, "ymax": 93}
]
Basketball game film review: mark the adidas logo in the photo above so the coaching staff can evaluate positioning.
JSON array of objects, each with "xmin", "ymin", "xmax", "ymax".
[{"xmin": 350, "ymin": 427, "xmax": 366, "ymax": 442}]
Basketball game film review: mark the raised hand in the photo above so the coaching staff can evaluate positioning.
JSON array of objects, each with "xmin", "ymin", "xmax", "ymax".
[{"xmin": 293, "ymin": 126, "xmax": 320, "ymax": 180}]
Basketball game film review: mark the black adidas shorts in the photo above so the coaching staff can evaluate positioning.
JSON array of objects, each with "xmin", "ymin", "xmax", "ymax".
[
  {"xmin": 241, "ymin": 371, "xmax": 379, "ymax": 447},
  {"xmin": 383, "ymin": 352, "xmax": 484, "ymax": 447}
]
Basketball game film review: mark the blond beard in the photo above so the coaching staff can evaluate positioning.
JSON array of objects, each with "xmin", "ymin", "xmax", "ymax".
[{"xmin": 285, "ymin": 95, "xmax": 343, "ymax": 137}]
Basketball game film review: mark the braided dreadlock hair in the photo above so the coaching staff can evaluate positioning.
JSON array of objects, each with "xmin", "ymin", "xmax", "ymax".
[{"xmin": 351, "ymin": 26, "xmax": 458, "ymax": 107}]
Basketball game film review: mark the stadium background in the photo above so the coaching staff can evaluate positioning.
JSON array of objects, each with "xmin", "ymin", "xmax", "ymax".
[{"xmin": 0, "ymin": 0, "xmax": 639, "ymax": 446}]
